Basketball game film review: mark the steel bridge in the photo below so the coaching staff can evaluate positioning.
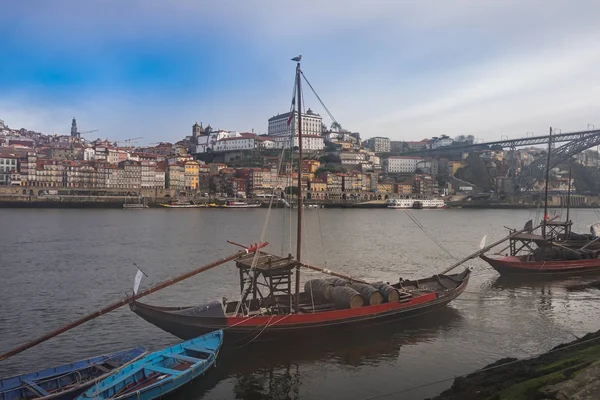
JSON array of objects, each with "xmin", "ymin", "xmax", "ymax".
[{"xmin": 397, "ymin": 129, "xmax": 600, "ymax": 157}]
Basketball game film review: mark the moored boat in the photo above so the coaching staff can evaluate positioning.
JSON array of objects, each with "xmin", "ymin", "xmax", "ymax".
[
  {"xmin": 0, "ymin": 347, "xmax": 146, "ymax": 400},
  {"xmin": 387, "ymin": 198, "xmax": 445, "ymax": 209},
  {"xmin": 75, "ymin": 331, "xmax": 223, "ymax": 400},
  {"xmin": 220, "ymin": 201, "xmax": 261, "ymax": 208},
  {"xmin": 159, "ymin": 200, "xmax": 205, "ymax": 208},
  {"xmin": 480, "ymin": 129, "xmax": 600, "ymax": 276}
]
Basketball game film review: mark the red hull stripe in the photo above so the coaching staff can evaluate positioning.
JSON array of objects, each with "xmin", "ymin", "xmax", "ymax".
[
  {"xmin": 486, "ymin": 256, "xmax": 600, "ymax": 271},
  {"xmin": 226, "ymin": 292, "xmax": 437, "ymax": 326}
]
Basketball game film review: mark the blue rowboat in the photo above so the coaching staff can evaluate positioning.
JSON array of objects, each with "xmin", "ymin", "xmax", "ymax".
[
  {"xmin": 76, "ymin": 330, "xmax": 223, "ymax": 400},
  {"xmin": 0, "ymin": 347, "xmax": 147, "ymax": 400}
]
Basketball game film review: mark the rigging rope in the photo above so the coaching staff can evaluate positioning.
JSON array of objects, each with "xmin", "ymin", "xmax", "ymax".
[
  {"xmin": 403, "ymin": 210, "xmax": 455, "ymax": 259},
  {"xmin": 300, "ymin": 71, "xmax": 340, "ymax": 129}
]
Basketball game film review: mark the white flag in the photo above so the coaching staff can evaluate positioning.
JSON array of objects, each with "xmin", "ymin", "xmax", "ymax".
[
  {"xmin": 591, "ymin": 223, "xmax": 600, "ymax": 238},
  {"xmin": 479, "ymin": 235, "xmax": 487, "ymax": 250},
  {"xmin": 133, "ymin": 268, "xmax": 144, "ymax": 295}
]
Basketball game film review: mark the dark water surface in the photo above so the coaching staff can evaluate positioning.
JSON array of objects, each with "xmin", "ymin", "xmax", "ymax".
[{"xmin": 1, "ymin": 208, "xmax": 600, "ymax": 399}]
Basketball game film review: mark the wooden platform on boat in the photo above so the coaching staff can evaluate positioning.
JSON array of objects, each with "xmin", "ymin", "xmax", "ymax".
[
  {"xmin": 512, "ymin": 233, "xmax": 548, "ymax": 242},
  {"xmin": 235, "ymin": 252, "xmax": 297, "ymax": 275}
]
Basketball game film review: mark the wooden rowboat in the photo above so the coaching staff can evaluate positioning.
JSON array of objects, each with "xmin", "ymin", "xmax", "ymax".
[
  {"xmin": 75, "ymin": 330, "xmax": 223, "ymax": 400},
  {"xmin": 0, "ymin": 347, "xmax": 146, "ymax": 400}
]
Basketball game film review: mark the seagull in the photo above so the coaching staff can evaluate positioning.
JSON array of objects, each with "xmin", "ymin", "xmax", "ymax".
[{"xmin": 291, "ymin": 55, "xmax": 302, "ymax": 62}]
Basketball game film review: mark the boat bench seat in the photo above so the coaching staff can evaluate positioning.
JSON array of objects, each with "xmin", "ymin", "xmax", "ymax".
[
  {"xmin": 183, "ymin": 345, "xmax": 215, "ymax": 355},
  {"xmin": 165, "ymin": 353, "xmax": 203, "ymax": 363},
  {"xmin": 23, "ymin": 379, "xmax": 50, "ymax": 397},
  {"xmin": 144, "ymin": 365, "xmax": 184, "ymax": 376}
]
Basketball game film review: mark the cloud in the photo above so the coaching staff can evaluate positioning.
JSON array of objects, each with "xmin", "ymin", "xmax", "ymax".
[{"xmin": 1, "ymin": 0, "xmax": 599, "ymax": 143}]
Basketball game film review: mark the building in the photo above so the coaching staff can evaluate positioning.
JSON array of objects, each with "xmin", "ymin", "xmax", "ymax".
[
  {"xmin": 184, "ymin": 160, "xmax": 200, "ymax": 190},
  {"xmin": 414, "ymin": 174, "xmax": 436, "ymax": 195},
  {"xmin": 141, "ymin": 160, "xmax": 165, "ymax": 189},
  {"xmin": 383, "ymin": 156, "xmax": 424, "ymax": 173},
  {"xmin": 166, "ymin": 162, "xmax": 185, "ymax": 190},
  {"xmin": 272, "ymin": 134, "xmax": 325, "ymax": 151},
  {"xmin": 367, "ymin": 137, "xmax": 391, "ymax": 153},
  {"xmin": 64, "ymin": 161, "xmax": 96, "ymax": 188},
  {"xmin": 268, "ymin": 108, "xmax": 322, "ymax": 137},
  {"xmin": 212, "ymin": 133, "xmax": 275, "ymax": 152},
  {"xmin": 35, "ymin": 160, "xmax": 66, "ymax": 187},
  {"xmin": 390, "ymin": 141, "xmax": 405, "ymax": 153},
  {"xmin": 116, "ymin": 160, "xmax": 142, "ymax": 189},
  {"xmin": 0, "ymin": 155, "xmax": 18, "ymax": 185}
]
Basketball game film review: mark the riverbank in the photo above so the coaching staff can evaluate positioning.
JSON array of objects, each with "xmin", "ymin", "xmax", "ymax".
[{"xmin": 429, "ymin": 329, "xmax": 600, "ymax": 400}]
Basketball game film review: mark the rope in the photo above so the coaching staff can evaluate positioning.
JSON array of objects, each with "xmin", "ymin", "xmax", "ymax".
[
  {"xmin": 360, "ymin": 332, "xmax": 600, "ymax": 400},
  {"xmin": 404, "ymin": 210, "xmax": 455, "ymax": 259},
  {"xmin": 300, "ymin": 71, "xmax": 341, "ymax": 129}
]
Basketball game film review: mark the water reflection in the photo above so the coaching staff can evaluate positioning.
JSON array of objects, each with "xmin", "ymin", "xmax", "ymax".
[{"xmin": 174, "ymin": 308, "xmax": 463, "ymax": 400}]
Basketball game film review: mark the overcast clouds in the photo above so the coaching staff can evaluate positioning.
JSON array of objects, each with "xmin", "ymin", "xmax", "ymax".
[{"xmin": 1, "ymin": 0, "xmax": 598, "ymax": 144}]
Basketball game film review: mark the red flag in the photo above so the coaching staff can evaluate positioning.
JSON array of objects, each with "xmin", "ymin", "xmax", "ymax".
[
  {"xmin": 287, "ymin": 112, "xmax": 293, "ymax": 126},
  {"xmin": 287, "ymin": 96, "xmax": 296, "ymax": 126}
]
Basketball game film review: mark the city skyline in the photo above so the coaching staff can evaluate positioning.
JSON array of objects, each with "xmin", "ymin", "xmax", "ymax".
[{"xmin": 1, "ymin": 0, "xmax": 599, "ymax": 144}]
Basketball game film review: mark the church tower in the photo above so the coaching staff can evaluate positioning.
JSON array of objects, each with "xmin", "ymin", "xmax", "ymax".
[{"xmin": 70, "ymin": 117, "xmax": 79, "ymax": 138}]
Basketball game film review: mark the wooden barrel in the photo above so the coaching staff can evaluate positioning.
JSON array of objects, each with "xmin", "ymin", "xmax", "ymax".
[
  {"xmin": 324, "ymin": 278, "xmax": 348, "ymax": 287},
  {"xmin": 350, "ymin": 283, "xmax": 383, "ymax": 306},
  {"xmin": 370, "ymin": 282, "xmax": 400, "ymax": 302},
  {"xmin": 304, "ymin": 279, "xmax": 334, "ymax": 301},
  {"xmin": 332, "ymin": 286, "xmax": 363, "ymax": 309}
]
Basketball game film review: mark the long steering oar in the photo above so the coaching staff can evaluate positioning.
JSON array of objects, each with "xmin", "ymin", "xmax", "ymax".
[
  {"xmin": 439, "ymin": 217, "xmax": 557, "ymax": 275},
  {"xmin": 0, "ymin": 242, "xmax": 268, "ymax": 362}
]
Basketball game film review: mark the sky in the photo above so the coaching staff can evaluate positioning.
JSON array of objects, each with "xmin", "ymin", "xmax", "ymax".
[{"xmin": 1, "ymin": 0, "xmax": 599, "ymax": 145}]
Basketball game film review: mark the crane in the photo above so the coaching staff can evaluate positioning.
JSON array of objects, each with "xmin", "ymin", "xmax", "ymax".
[{"xmin": 115, "ymin": 137, "xmax": 143, "ymax": 150}]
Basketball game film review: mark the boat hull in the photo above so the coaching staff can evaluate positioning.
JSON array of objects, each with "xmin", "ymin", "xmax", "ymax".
[
  {"xmin": 130, "ymin": 270, "xmax": 470, "ymax": 345},
  {"xmin": 480, "ymin": 254, "xmax": 600, "ymax": 275},
  {"xmin": 76, "ymin": 331, "xmax": 223, "ymax": 400},
  {"xmin": 0, "ymin": 347, "xmax": 146, "ymax": 400}
]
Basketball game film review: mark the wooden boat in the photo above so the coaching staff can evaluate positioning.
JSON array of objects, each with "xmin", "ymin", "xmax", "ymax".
[
  {"xmin": 75, "ymin": 330, "xmax": 223, "ymax": 400},
  {"xmin": 131, "ymin": 266, "xmax": 470, "ymax": 343},
  {"xmin": 481, "ymin": 254, "xmax": 600, "ymax": 275},
  {"xmin": 0, "ymin": 347, "xmax": 146, "ymax": 400},
  {"xmin": 480, "ymin": 129, "xmax": 600, "ymax": 276}
]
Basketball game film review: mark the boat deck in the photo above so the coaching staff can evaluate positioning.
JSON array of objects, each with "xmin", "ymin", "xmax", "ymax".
[{"xmin": 235, "ymin": 252, "xmax": 296, "ymax": 275}]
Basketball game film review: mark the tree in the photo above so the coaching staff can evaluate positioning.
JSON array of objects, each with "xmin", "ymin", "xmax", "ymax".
[
  {"xmin": 455, "ymin": 135, "xmax": 466, "ymax": 142},
  {"xmin": 321, "ymin": 123, "xmax": 328, "ymax": 133},
  {"xmin": 284, "ymin": 186, "xmax": 299, "ymax": 196},
  {"xmin": 331, "ymin": 122, "xmax": 342, "ymax": 131}
]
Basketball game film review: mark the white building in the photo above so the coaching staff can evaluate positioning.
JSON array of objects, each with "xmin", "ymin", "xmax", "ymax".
[
  {"xmin": 83, "ymin": 148, "xmax": 95, "ymax": 161},
  {"xmin": 431, "ymin": 136, "xmax": 454, "ymax": 149},
  {"xmin": 367, "ymin": 137, "xmax": 391, "ymax": 153},
  {"xmin": 383, "ymin": 156, "xmax": 424, "ymax": 173},
  {"xmin": 272, "ymin": 134, "xmax": 325, "ymax": 151},
  {"xmin": 268, "ymin": 109, "xmax": 322, "ymax": 137},
  {"xmin": 212, "ymin": 133, "xmax": 276, "ymax": 152},
  {"xmin": 0, "ymin": 155, "xmax": 18, "ymax": 185},
  {"xmin": 339, "ymin": 152, "xmax": 367, "ymax": 165},
  {"xmin": 196, "ymin": 130, "xmax": 240, "ymax": 153}
]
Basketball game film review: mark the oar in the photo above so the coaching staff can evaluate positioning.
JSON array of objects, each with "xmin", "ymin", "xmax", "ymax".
[
  {"xmin": 438, "ymin": 217, "xmax": 557, "ymax": 275},
  {"xmin": 0, "ymin": 242, "xmax": 269, "ymax": 362}
]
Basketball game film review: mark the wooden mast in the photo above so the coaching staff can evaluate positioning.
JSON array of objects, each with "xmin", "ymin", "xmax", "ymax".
[
  {"xmin": 293, "ymin": 55, "xmax": 303, "ymax": 313},
  {"xmin": 542, "ymin": 127, "xmax": 552, "ymax": 237},
  {"xmin": 566, "ymin": 161, "xmax": 572, "ymax": 227}
]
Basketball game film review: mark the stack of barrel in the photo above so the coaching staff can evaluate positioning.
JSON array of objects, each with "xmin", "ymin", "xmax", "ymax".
[{"xmin": 304, "ymin": 278, "xmax": 401, "ymax": 310}]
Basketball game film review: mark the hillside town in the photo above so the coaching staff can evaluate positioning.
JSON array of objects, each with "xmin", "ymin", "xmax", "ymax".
[{"xmin": 0, "ymin": 114, "xmax": 597, "ymax": 203}]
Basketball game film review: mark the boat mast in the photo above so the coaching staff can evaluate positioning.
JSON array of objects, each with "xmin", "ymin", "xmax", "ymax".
[
  {"xmin": 293, "ymin": 55, "xmax": 303, "ymax": 313},
  {"xmin": 542, "ymin": 127, "xmax": 552, "ymax": 237},
  {"xmin": 566, "ymin": 161, "xmax": 572, "ymax": 227}
]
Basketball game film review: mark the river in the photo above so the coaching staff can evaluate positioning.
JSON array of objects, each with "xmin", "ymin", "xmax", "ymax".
[{"xmin": 1, "ymin": 208, "xmax": 600, "ymax": 399}]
